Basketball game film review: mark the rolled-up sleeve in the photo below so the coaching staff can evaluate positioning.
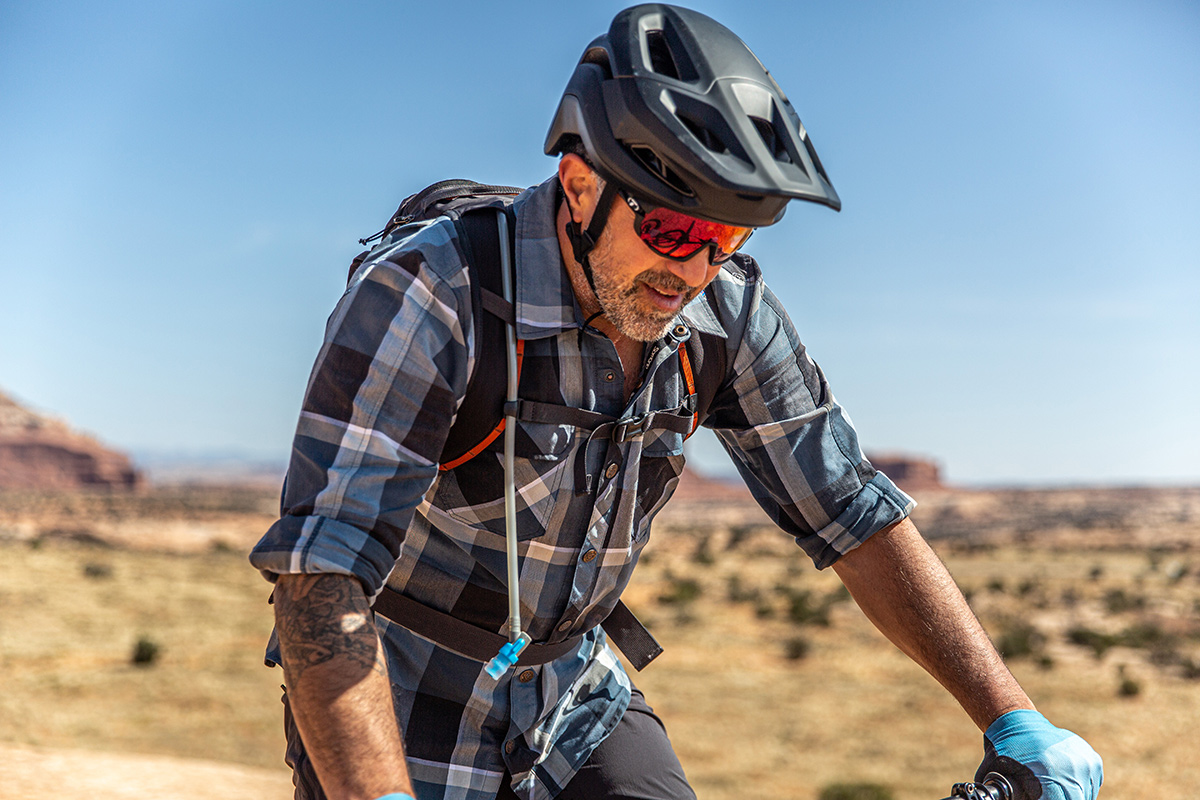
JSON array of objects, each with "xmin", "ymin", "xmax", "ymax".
[
  {"xmin": 250, "ymin": 220, "xmax": 473, "ymax": 596},
  {"xmin": 706, "ymin": 270, "xmax": 914, "ymax": 569}
]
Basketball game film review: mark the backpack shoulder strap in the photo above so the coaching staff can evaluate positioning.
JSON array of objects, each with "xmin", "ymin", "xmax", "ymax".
[
  {"xmin": 681, "ymin": 323, "xmax": 727, "ymax": 433},
  {"xmin": 439, "ymin": 204, "xmax": 519, "ymax": 470}
]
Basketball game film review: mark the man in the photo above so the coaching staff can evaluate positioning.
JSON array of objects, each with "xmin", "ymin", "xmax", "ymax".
[{"xmin": 250, "ymin": 6, "xmax": 1103, "ymax": 800}]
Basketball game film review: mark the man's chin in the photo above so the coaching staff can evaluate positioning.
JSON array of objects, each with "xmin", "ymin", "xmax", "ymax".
[{"xmin": 609, "ymin": 313, "xmax": 676, "ymax": 343}]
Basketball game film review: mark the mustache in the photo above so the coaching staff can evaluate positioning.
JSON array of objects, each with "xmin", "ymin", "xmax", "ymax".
[{"xmin": 633, "ymin": 270, "xmax": 692, "ymax": 295}]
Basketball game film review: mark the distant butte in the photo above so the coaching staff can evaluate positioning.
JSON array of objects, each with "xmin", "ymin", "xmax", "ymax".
[
  {"xmin": 674, "ymin": 452, "xmax": 944, "ymax": 504},
  {"xmin": 866, "ymin": 453, "xmax": 945, "ymax": 492},
  {"xmin": 0, "ymin": 390, "xmax": 141, "ymax": 491}
]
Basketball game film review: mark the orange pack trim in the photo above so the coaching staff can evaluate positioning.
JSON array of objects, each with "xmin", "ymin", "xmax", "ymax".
[
  {"xmin": 439, "ymin": 339, "xmax": 526, "ymax": 471},
  {"xmin": 677, "ymin": 341, "xmax": 698, "ymax": 437}
]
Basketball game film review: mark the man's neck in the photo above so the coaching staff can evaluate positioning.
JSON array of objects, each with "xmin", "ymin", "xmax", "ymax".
[
  {"xmin": 555, "ymin": 199, "xmax": 645, "ymax": 394},
  {"xmin": 556, "ymin": 199, "xmax": 620, "ymax": 344}
]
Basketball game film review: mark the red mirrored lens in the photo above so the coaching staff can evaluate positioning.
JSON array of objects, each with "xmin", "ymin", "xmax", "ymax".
[{"xmin": 637, "ymin": 208, "xmax": 753, "ymax": 264}]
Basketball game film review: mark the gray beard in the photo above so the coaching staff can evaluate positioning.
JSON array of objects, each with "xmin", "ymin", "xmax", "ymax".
[{"xmin": 588, "ymin": 247, "xmax": 700, "ymax": 343}]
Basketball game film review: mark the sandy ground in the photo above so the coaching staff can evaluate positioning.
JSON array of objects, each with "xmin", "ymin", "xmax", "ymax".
[
  {"xmin": 3, "ymin": 481, "xmax": 1198, "ymax": 799},
  {"xmin": 0, "ymin": 742, "xmax": 293, "ymax": 800}
]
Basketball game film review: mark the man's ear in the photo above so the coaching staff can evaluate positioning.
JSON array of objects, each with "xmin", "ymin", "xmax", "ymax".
[{"xmin": 557, "ymin": 154, "xmax": 598, "ymax": 225}]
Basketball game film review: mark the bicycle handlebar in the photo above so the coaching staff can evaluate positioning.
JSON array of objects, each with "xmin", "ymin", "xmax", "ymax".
[{"xmin": 938, "ymin": 772, "xmax": 1014, "ymax": 800}]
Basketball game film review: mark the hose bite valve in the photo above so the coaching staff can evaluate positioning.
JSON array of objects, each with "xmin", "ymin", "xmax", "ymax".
[{"xmin": 485, "ymin": 633, "xmax": 532, "ymax": 679}]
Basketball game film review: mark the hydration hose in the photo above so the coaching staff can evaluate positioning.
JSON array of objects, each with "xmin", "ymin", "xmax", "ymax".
[{"xmin": 485, "ymin": 209, "xmax": 532, "ymax": 679}]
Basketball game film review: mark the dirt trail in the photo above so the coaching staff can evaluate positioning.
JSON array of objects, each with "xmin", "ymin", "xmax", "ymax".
[{"xmin": 0, "ymin": 742, "xmax": 292, "ymax": 800}]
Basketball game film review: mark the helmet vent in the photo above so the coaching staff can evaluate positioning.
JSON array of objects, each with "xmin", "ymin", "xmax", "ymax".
[
  {"xmin": 750, "ymin": 116, "xmax": 791, "ymax": 164},
  {"xmin": 628, "ymin": 145, "xmax": 696, "ymax": 198},
  {"xmin": 679, "ymin": 114, "xmax": 729, "ymax": 155},
  {"xmin": 799, "ymin": 128, "xmax": 831, "ymax": 185},
  {"xmin": 645, "ymin": 30, "xmax": 681, "ymax": 80},
  {"xmin": 641, "ymin": 24, "xmax": 698, "ymax": 82}
]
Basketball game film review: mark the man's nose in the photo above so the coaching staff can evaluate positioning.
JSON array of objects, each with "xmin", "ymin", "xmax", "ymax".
[{"xmin": 664, "ymin": 250, "xmax": 711, "ymax": 288}]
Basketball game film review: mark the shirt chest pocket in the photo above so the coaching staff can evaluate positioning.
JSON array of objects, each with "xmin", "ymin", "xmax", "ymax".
[
  {"xmin": 435, "ymin": 419, "xmax": 574, "ymax": 540},
  {"xmin": 631, "ymin": 427, "xmax": 687, "ymax": 544}
]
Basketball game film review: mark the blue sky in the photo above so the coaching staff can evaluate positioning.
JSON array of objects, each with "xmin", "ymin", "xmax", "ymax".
[{"xmin": 1, "ymin": 1, "xmax": 1196, "ymax": 486}]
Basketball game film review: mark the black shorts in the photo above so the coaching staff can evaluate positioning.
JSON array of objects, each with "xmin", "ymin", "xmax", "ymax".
[{"xmin": 283, "ymin": 686, "xmax": 695, "ymax": 800}]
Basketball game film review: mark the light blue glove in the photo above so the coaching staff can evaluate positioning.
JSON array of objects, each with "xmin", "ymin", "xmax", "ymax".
[{"xmin": 977, "ymin": 709, "xmax": 1103, "ymax": 800}]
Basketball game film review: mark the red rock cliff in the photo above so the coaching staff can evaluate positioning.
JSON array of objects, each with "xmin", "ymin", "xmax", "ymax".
[{"xmin": 0, "ymin": 391, "xmax": 141, "ymax": 490}]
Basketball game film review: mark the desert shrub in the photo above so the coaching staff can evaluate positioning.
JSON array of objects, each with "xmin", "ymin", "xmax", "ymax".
[
  {"xmin": 1119, "ymin": 620, "xmax": 1171, "ymax": 650},
  {"xmin": 818, "ymin": 782, "xmax": 894, "ymax": 800},
  {"xmin": 782, "ymin": 589, "xmax": 830, "ymax": 627},
  {"xmin": 131, "ymin": 636, "xmax": 162, "ymax": 667},
  {"xmin": 658, "ymin": 576, "xmax": 702, "ymax": 605},
  {"xmin": 725, "ymin": 524, "xmax": 755, "ymax": 551},
  {"xmin": 1067, "ymin": 626, "xmax": 1120, "ymax": 659},
  {"xmin": 1016, "ymin": 578, "xmax": 1041, "ymax": 597},
  {"xmin": 1104, "ymin": 588, "xmax": 1145, "ymax": 614},
  {"xmin": 691, "ymin": 535, "xmax": 715, "ymax": 566},
  {"xmin": 783, "ymin": 636, "xmax": 811, "ymax": 661},
  {"xmin": 209, "ymin": 539, "xmax": 237, "ymax": 555},
  {"xmin": 82, "ymin": 562, "xmax": 113, "ymax": 579},
  {"xmin": 775, "ymin": 585, "xmax": 849, "ymax": 627},
  {"xmin": 995, "ymin": 621, "xmax": 1046, "ymax": 660},
  {"xmin": 1179, "ymin": 658, "xmax": 1200, "ymax": 680},
  {"xmin": 987, "ymin": 578, "xmax": 1006, "ymax": 594},
  {"xmin": 1117, "ymin": 667, "xmax": 1141, "ymax": 698},
  {"xmin": 1148, "ymin": 640, "xmax": 1182, "ymax": 667},
  {"xmin": 754, "ymin": 600, "xmax": 775, "ymax": 619},
  {"xmin": 726, "ymin": 574, "xmax": 760, "ymax": 604},
  {"xmin": 1088, "ymin": 565, "xmax": 1104, "ymax": 581}
]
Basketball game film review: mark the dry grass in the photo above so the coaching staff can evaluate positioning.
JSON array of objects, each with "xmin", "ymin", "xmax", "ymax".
[
  {"xmin": 1, "ymin": 485, "xmax": 1198, "ymax": 799},
  {"xmin": 0, "ymin": 540, "xmax": 285, "ymax": 769}
]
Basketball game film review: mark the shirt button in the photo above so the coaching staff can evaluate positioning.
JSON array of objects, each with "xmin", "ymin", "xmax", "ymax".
[
  {"xmin": 518, "ymin": 669, "xmax": 536, "ymax": 683},
  {"xmin": 505, "ymin": 740, "xmax": 516, "ymax": 754},
  {"xmin": 604, "ymin": 462, "xmax": 619, "ymax": 479},
  {"xmin": 582, "ymin": 549, "xmax": 597, "ymax": 563},
  {"xmin": 557, "ymin": 619, "xmax": 574, "ymax": 633},
  {"xmin": 603, "ymin": 370, "xmax": 616, "ymax": 382}
]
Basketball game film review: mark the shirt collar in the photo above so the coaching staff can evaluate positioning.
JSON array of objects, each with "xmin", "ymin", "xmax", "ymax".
[
  {"xmin": 512, "ymin": 177, "xmax": 579, "ymax": 340},
  {"xmin": 511, "ymin": 176, "xmax": 729, "ymax": 342}
]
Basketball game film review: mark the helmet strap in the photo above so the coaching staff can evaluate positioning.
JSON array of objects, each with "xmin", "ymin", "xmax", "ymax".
[{"xmin": 561, "ymin": 180, "xmax": 618, "ymax": 301}]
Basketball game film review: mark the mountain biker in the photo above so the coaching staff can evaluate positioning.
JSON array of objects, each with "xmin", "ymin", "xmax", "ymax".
[{"xmin": 249, "ymin": 5, "xmax": 1103, "ymax": 800}]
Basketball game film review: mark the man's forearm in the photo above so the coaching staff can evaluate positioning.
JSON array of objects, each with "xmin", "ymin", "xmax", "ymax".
[
  {"xmin": 832, "ymin": 517, "xmax": 1034, "ymax": 731},
  {"xmin": 275, "ymin": 573, "xmax": 413, "ymax": 800}
]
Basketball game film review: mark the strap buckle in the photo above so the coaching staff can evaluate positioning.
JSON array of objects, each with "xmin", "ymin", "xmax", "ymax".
[{"xmin": 611, "ymin": 414, "xmax": 649, "ymax": 443}]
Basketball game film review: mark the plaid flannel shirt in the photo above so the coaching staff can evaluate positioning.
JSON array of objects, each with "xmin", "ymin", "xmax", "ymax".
[{"xmin": 250, "ymin": 176, "xmax": 914, "ymax": 800}]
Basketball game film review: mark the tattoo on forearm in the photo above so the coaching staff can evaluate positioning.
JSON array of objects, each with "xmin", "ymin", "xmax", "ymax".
[{"xmin": 275, "ymin": 574, "xmax": 387, "ymax": 684}]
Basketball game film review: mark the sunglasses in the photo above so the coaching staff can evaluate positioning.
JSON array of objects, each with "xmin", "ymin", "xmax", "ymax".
[{"xmin": 619, "ymin": 189, "xmax": 754, "ymax": 265}]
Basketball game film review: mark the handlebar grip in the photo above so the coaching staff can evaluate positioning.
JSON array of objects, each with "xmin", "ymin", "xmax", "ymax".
[{"xmin": 943, "ymin": 772, "xmax": 1014, "ymax": 800}]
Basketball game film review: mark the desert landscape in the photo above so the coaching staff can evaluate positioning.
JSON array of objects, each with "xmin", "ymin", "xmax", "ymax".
[{"xmin": 2, "ymin": 474, "xmax": 1198, "ymax": 800}]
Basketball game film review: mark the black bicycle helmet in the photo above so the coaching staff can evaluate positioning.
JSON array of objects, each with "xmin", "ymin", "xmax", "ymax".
[{"xmin": 545, "ymin": 3, "xmax": 841, "ymax": 229}]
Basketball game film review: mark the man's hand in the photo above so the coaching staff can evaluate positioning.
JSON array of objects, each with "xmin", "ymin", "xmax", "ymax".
[
  {"xmin": 275, "ymin": 572, "xmax": 413, "ymax": 800},
  {"xmin": 977, "ymin": 710, "xmax": 1102, "ymax": 800}
]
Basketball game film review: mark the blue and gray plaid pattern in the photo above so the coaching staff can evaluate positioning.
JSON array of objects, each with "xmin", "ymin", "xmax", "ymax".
[{"xmin": 251, "ymin": 177, "xmax": 914, "ymax": 800}]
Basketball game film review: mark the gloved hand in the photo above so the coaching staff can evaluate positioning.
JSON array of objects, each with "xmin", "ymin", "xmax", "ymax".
[{"xmin": 976, "ymin": 709, "xmax": 1102, "ymax": 800}]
